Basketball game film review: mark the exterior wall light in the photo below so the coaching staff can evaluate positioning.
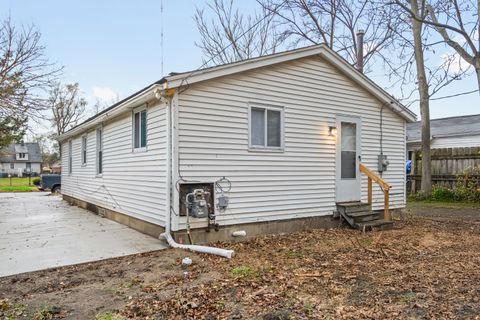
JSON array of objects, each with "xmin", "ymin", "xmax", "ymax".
[{"xmin": 329, "ymin": 126, "xmax": 337, "ymax": 136}]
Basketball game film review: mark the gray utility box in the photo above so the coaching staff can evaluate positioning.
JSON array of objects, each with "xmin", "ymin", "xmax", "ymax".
[
  {"xmin": 217, "ymin": 195, "xmax": 229, "ymax": 210},
  {"xmin": 378, "ymin": 154, "xmax": 389, "ymax": 172}
]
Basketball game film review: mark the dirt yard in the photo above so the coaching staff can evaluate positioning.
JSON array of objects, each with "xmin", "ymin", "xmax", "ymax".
[{"xmin": 1, "ymin": 203, "xmax": 480, "ymax": 319}]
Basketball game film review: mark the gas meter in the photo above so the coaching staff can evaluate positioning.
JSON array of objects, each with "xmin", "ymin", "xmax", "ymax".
[{"xmin": 186, "ymin": 189, "xmax": 211, "ymax": 219}]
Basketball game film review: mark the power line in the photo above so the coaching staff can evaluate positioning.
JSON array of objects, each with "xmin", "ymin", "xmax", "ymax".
[
  {"xmin": 406, "ymin": 88, "xmax": 479, "ymax": 105},
  {"xmin": 430, "ymin": 89, "xmax": 479, "ymax": 101}
]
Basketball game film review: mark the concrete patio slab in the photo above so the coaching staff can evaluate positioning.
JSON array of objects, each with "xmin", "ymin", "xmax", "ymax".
[{"xmin": 0, "ymin": 192, "xmax": 167, "ymax": 277}]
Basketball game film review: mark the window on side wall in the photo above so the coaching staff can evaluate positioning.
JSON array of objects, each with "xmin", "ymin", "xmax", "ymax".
[
  {"xmin": 133, "ymin": 106, "xmax": 147, "ymax": 150},
  {"xmin": 81, "ymin": 135, "xmax": 87, "ymax": 165},
  {"xmin": 68, "ymin": 140, "xmax": 72, "ymax": 174},
  {"xmin": 249, "ymin": 105, "xmax": 284, "ymax": 150},
  {"xmin": 96, "ymin": 128, "xmax": 103, "ymax": 175}
]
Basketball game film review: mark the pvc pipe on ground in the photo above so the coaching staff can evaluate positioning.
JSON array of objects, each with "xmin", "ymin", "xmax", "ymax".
[{"xmin": 160, "ymin": 232, "xmax": 235, "ymax": 259}]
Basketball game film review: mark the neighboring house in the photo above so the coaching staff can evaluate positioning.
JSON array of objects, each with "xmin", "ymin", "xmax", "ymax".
[
  {"xmin": 0, "ymin": 143, "xmax": 42, "ymax": 177},
  {"xmin": 406, "ymin": 114, "xmax": 480, "ymax": 192},
  {"xmin": 406, "ymin": 114, "xmax": 480, "ymax": 155},
  {"xmin": 57, "ymin": 44, "xmax": 416, "ymax": 243}
]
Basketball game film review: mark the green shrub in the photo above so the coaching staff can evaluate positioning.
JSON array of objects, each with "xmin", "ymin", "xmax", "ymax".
[
  {"xmin": 431, "ymin": 186, "xmax": 455, "ymax": 201},
  {"xmin": 408, "ymin": 190, "xmax": 429, "ymax": 201},
  {"xmin": 455, "ymin": 165, "xmax": 480, "ymax": 202},
  {"xmin": 32, "ymin": 177, "xmax": 40, "ymax": 186},
  {"xmin": 410, "ymin": 165, "xmax": 480, "ymax": 203}
]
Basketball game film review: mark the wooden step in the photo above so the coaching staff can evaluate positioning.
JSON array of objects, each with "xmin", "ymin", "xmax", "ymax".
[
  {"xmin": 355, "ymin": 219, "xmax": 394, "ymax": 231},
  {"xmin": 336, "ymin": 202, "xmax": 393, "ymax": 231},
  {"xmin": 336, "ymin": 202, "xmax": 371, "ymax": 214},
  {"xmin": 350, "ymin": 212, "xmax": 381, "ymax": 223}
]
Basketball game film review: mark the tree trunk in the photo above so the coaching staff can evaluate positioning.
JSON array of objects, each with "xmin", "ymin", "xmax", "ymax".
[
  {"xmin": 476, "ymin": 63, "xmax": 480, "ymax": 94},
  {"xmin": 411, "ymin": 0, "xmax": 432, "ymax": 195}
]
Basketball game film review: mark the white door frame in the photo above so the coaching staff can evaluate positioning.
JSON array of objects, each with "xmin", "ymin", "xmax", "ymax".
[{"xmin": 335, "ymin": 115, "xmax": 362, "ymax": 203}]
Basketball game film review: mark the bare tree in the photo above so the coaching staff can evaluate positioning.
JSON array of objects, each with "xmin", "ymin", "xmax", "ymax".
[
  {"xmin": 194, "ymin": 0, "xmax": 283, "ymax": 65},
  {"xmin": 48, "ymin": 82, "xmax": 87, "ymax": 137},
  {"xmin": 0, "ymin": 17, "xmax": 62, "ymax": 120},
  {"xmin": 259, "ymin": 0, "xmax": 401, "ymax": 72},
  {"xmin": 390, "ymin": 0, "xmax": 470, "ymax": 195},
  {"xmin": 394, "ymin": 0, "xmax": 480, "ymax": 92},
  {"xmin": 410, "ymin": 0, "xmax": 432, "ymax": 195}
]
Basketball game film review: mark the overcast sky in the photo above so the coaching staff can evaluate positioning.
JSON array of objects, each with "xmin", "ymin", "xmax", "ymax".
[{"xmin": 2, "ymin": 0, "xmax": 479, "ymax": 132}]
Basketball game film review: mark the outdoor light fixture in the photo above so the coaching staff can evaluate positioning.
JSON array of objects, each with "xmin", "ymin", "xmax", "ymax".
[{"xmin": 329, "ymin": 126, "xmax": 338, "ymax": 136}]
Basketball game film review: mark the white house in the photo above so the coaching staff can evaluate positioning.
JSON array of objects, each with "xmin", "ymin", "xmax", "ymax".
[
  {"xmin": 57, "ymin": 45, "xmax": 416, "ymax": 243},
  {"xmin": 407, "ymin": 114, "xmax": 480, "ymax": 153},
  {"xmin": 0, "ymin": 143, "xmax": 42, "ymax": 177}
]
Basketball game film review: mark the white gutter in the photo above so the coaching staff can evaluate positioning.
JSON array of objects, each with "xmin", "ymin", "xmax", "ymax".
[
  {"xmin": 159, "ymin": 92, "xmax": 234, "ymax": 259},
  {"xmin": 56, "ymin": 84, "xmax": 162, "ymax": 142}
]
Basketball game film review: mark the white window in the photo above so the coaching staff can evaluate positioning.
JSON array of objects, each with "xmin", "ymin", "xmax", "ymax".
[
  {"xmin": 10, "ymin": 163, "xmax": 14, "ymax": 169},
  {"xmin": 249, "ymin": 105, "xmax": 284, "ymax": 150},
  {"xmin": 133, "ymin": 107, "xmax": 147, "ymax": 150},
  {"xmin": 96, "ymin": 128, "xmax": 103, "ymax": 175},
  {"xmin": 81, "ymin": 135, "xmax": 87, "ymax": 165},
  {"xmin": 68, "ymin": 140, "xmax": 72, "ymax": 174},
  {"xmin": 18, "ymin": 153, "xmax": 25, "ymax": 159}
]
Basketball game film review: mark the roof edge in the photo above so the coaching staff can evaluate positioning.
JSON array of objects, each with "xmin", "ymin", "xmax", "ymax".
[
  {"xmin": 164, "ymin": 44, "xmax": 416, "ymax": 122},
  {"xmin": 57, "ymin": 83, "xmax": 162, "ymax": 142}
]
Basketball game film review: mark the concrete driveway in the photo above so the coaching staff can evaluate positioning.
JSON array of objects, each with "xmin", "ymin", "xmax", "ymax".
[{"xmin": 0, "ymin": 192, "xmax": 166, "ymax": 277}]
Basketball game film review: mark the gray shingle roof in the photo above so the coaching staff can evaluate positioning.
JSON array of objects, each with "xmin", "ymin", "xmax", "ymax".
[
  {"xmin": 0, "ymin": 143, "xmax": 42, "ymax": 163},
  {"xmin": 406, "ymin": 114, "xmax": 480, "ymax": 142}
]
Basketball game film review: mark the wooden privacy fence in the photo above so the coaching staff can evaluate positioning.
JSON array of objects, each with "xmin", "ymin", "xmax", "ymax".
[{"xmin": 408, "ymin": 147, "xmax": 480, "ymax": 193}]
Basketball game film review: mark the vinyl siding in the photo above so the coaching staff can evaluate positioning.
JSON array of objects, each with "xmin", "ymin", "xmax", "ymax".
[
  {"xmin": 431, "ymin": 134, "xmax": 480, "ymax": 149},
  {"xmin": 176, "ymin": 55, "xmax": 406, "ymax": 229},
  {"xmin": 407, "ymin": 134, "xmax": 480, "ymax": 151},
  {"xmin": 0, "ymin": 162, "xmax": 41, "ymax": 175},
  {"xmin": 61, "ymin": 101, "xmax": 168, "ymax": 226}
]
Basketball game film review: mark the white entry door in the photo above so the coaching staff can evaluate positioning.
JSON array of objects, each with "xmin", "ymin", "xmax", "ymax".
[{"xmin": 335, "ymin": 115, "xmax": 362, "ymax": 203}]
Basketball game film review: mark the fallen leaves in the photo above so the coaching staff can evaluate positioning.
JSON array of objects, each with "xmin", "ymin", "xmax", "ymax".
[{"xmin": 2, "ymin": 206, "xmax": 480, "ymax": 319}]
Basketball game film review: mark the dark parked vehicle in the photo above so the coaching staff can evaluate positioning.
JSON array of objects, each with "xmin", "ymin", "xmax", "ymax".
[{"xmin": 39, "ymin": 174, "xmax": 61, "ymax": 193}]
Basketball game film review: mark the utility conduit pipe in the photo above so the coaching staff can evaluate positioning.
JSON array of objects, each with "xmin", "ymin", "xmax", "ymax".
[
  {"xmin": 160, "ymin": 232, "xmax": 234, "ymax": 259},
  {"xmin": 160, "ymin": 89, "xmax": 234, "ymax": 259}
]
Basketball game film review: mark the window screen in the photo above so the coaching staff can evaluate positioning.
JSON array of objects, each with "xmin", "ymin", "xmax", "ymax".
[
  {"xmin": 81, "ymin": 136, "xmax": 87, "ymax": 165},
  {"xmin": 341, "ymin": 122, "xmax": 356, "ymax": 179},
  {"xmin": 267, "ymin": 110, "xmax": 281, "ymax": 147},
  {"xmin": 251, "ymin": 108, "xmax": 265, "ymax": 146},
  {"xmin": 96, "ymin": 128, "xmax": 103, "ymax": 175},
  {"xmin": 250, "ymin": 106, "xmax": 283, "ymax": 148},
  {"xmin": 134, "ymin": 112, "xmax": 140, "ymax": 148},
  {"xmin": 140, "ymin": 110, "xmax": 147, "ymax": 147},
  {"xmin": 68, "ymin": 140, "xmax": 72, "ymax": 174},
  {"xmin": 134, "ymin": 109, "xmax": 147, "ymax": 149}
]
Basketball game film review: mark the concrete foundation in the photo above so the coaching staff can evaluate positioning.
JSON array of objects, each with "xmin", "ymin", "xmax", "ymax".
[
  {"xmin": 63, "ymin": 195, "xmax": 338, "ymax": 244},
  {"xmin": 173, "ymin": 215, "xmax": 337, "ymax": 244}
]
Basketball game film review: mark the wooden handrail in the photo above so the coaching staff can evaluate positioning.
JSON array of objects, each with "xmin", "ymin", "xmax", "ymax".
[{"xmin": 359, "ymin": 163, "xmax": 391, "ymax": 221}]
